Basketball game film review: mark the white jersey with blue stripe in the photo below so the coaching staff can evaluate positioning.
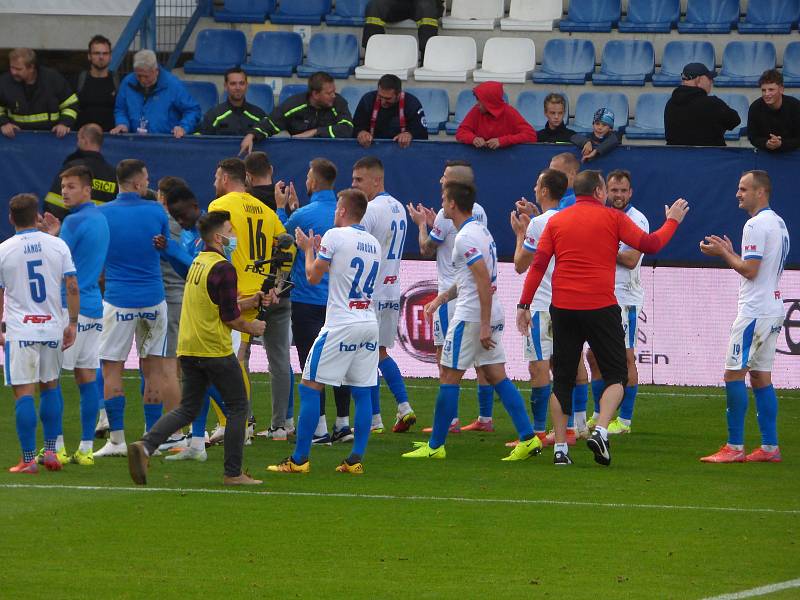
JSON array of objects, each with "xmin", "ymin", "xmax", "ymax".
[
  {"xmin": 430, "ymin": 202, "xmax": 487, "ymax": 293},
  {"xmin": 523, "ymin": 208, "xmax": 557, "ymax": 312},
  {"xmin": 451, "ymin": 218, "xmax": 503, "ymax": 323},
  {"xmin": 361, "ymin": 191, "xmax": 406, "ymax": 300},
  {"xmin": 615, "ymin": 204, "xmax": 649, "ymax": 307},
  {"xmin": 738, "ymin": 207, "xmax": 790, "ymax": 319}
]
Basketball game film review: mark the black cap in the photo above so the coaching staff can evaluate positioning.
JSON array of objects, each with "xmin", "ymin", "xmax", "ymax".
[{"xmin": 681, "ymin": 62, "xmax": 717, "ymax": 80}]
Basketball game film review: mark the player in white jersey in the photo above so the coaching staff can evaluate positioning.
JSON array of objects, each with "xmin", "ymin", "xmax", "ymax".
[
  {"xmin": 402, "ymin": 181, "xmax": 543, "ymax": 461},
  {"xmin": 352, "ymin": 156, "xmax": 416, "ymax": 434},
  {"xmin": 268, "ymin": 189, "xmax": 380, "ymax": 474},
  {"xmin": 700, "ymin": 170, "xmax": 790, "ymax": 464},
  {"xmin": 0, "ymin": 194, "xmax": 79, "ymax": 473}
]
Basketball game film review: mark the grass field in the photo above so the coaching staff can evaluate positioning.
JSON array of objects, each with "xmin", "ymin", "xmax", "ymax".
[{"xmin": 1, "ymin": 373, "xmax": 799, "ymax": 599}]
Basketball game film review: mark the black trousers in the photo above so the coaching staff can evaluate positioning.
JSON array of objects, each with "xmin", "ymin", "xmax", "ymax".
[{"xmin": 363, "ymin": 0, "xmax": 444, "ymax": 54}]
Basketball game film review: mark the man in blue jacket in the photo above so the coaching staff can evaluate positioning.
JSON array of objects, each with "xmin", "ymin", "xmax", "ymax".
[{"xmin": 110, "ymin": 49, "xmax": 200, "ymax": 138}]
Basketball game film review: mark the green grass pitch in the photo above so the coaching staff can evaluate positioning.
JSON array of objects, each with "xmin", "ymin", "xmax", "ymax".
[{"xmin": 1, "ymin": 373, "xmax": 799, "ymax": 599}]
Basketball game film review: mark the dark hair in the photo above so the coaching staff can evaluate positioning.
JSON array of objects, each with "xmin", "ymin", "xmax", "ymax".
[
  {"xmin": 353, "ymin": 155, "xmax": 384, "ymax": 173},
  {"xmin": 157, "ymin": 175, "xmax": 187, "ymax": 195},
  {"xmin": 116, "ymin": 159, "xmax": 147, "ymax": 185},
  {"xmin": 543, "ymin": 93, "xmax": 566, "ymax": 110},
  {"xmin": 78, "ymin": 123, "xmax": 103, "ymax": 147},
  {"xmin": 308, "ymin": 71, "xmax": 334, "ymax": 93},
  {"xmin": 244, "ymin": 151, "xmax": 272, "ymax": 177},
  {"xmin": 88, "ymin": 35, "xmax": 111, "ymax": 51},
  {"xmin": 606, "ymin": 169, "xmax": 632, "ymax": 187},
  {"xmin": 9, "ymin": 193, "xmax": 39, "ymax": 227},
  {"xmin": 165, "ymin": 184, "xmax": 197, "ymax": 207},
  {"xmin": 310, "ymin": 158, "xmax": 337, "ymax": 187},
  {"xmin": 538, "ymin": 168, "xmax": 568, "ymax": 201},
  {"xmin": 217, "ymin": 157, "xmax": 246, "ymax": 184},
  {"xmin": 60, "ymin": 164, "xmax": 94, "ymax": 188},
  {"xmin": 224, "ymin": 66, "xmax": 247, "ymax": 83},
  {"xmin": 758, "ymin": 69, "xmax": 784, "ymax": 87},
  {"xmin": 743, "ymin": 170, "xmax": 772, "ymax": 196},
  {"xmin": 338, "ymin": 188, "xmax": 368, "ymax": 221},
  {"xmin": 198, "ymin": 210, "xmax": 231, "ymax": 242},
  {"xmin": 443, "ymin": 181, "xmax": 476, "ymax": 213},
  {"xmin": 573, "ymin": 170, "xmax": 605, "ymax": 196},
  {"xmin": 378, "ymin": 74, "xmax": 402, "ymax": 93}
]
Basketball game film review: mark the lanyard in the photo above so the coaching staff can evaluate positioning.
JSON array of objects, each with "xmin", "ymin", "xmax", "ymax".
[{"xmin": 370, "ymin": 91, "xmax": 405, "ymax": 136}]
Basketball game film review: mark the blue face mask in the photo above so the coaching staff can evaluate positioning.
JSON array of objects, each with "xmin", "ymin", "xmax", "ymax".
[{"xmin": 222, "ymin": 235, "xmax": 237, "ymax": 260}]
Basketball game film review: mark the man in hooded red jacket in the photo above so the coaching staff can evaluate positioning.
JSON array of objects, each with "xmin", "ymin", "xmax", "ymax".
[{"xmin": 455, "ymin": 81, "xmax": 537, "ymax": 149}]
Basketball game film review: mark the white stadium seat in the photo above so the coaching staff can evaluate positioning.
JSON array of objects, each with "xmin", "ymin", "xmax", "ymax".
[
  {"xmin": 441, "ymin": 0, "xmax": 505, "ymax": 30},
  {"xmin": 355, "ymin": 34, "xmax": 419, "ymax": 80},
  {"xmin": 473, "ymin": 37, "xmax": 535, "ymax": 83},
  {"xmin": 501, "ymin": 0, "xmax": 561, "ymax": 31},
  {"xmin": 414, "ymin": 36, "xmax": 477, "ymax": 82}
]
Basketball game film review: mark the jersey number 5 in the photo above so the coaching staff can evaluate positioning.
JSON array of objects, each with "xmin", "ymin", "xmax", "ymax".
[{"xmin": 27, "ymin": 260, "xmax": 46, "ymax": 303}]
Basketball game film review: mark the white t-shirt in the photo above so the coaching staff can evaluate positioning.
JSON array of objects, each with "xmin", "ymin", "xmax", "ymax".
[
  {"xmin": 430, "ymin": 202, "xmax": 487, "ymax": 293},
  {"xmin": 523, "ymin": 208, "xmax": 557, "ymax": 312},
  {"xmin": 0, "ymin": 229, "xmax": 76, "ymax": 341},
  {"xmin": 452, "ymin": 218, "xmax": 504, "ymax": 324},
  {"xmin": 318, "ymin": 225, "xmax": 381, "ymax": 327},
  {"xmin": 361, "ymin": 192, "xmax": 406, "ymax": 300},
  {"xmin": 738, "ymin": 208, "xmax": 790, "ymax": 319},
  {"xmin": 615, "ymin": 204, "xmax": 649, "ymax": 307}
]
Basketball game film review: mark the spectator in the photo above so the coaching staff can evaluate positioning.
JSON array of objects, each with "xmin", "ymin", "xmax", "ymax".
[
  {"xmin": 74, "ymin": 35, "xmax": 118, "ymax": 131},
  {"xmin": 455, "ymin": 81, "xmax": 537, "ymax": 149},
  {"xmin": 239, "ymin": 72, "xmax": 353, "ymax": 155},
  {"xmin": 664, "ymin": 62, "xmax": 740, "ymax": 147},
  {"xmin": 0, "ymin": 48, "xmax": 78, "ymax": 138},
  {"xmin": 363, "ymin": 0, "xmax": 444, "ymax": 57},
  {"xmin": 44, "ymin": 123, "xmax": 117, "ymax": 219},
  {"xmin": 537, "ymin": 93, "xmax": 575, "ymax": 144},
  {"xmin": 111, "ymin": 49, "xmax": 201, "ymax": 138},
  {"xmin": 353, "ymin": 74, "xmax": 428, "ymax": 148},
  {"xmin": 747, "ymin": 69, "xmax": 800, "ymax": 153},
  {"xmin": 245, "ymin": 151, "xmax": 284, "ymax": 212},
  {"xmin": 571, "ymin": 108, "xmax": 620, "ymax": 163},
  {"xmin": 199, "ymin": 67, "xmax": 267, "ymax": 136}
]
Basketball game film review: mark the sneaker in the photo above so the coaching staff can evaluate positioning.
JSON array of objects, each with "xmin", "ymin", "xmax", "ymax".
[
  {"xmin": 223, "ymin": 472, "xmax": 263, "ymax": 485},
  {"xmin": 700, "ymin": 444, "xmax": 746, "ymax": 463},
  {"xmin": 331, "ymin": 427, "xmax": 354, "ymax": 443},
  {"xmin": 95, "ymin": 412, "xmax": 109, "ymax": 439},
  {"xmin": 607, "ymin": 417, "xmax": 631, "ymax": 436},
  {"xmin": 461, "ymin": 419, "xmax": 494, "ymax": 433},
  {"xmin": 42, "ymin": 450, "xmax": 62, "ymax": 471},
  {"xmin": 244, "ymin": 422, "xmax": 254, "ymax": 446},
  {"xmin": 312, "ymin": 433, "xmax": 332, "ymax": 446},
  {"xmin": 9, "ymin": 457, "xmax": 39, "ymax": 474},
  {"xmin": 36, "ymin": 447, "xmax": 70, "ymax": 466},
  {"xmin": 335, "ymin": 460, "xmax": 364, "ymax": 474},
  {"xmin": 422, "ymin": 419, "xmax": 461, "ymax": 434},
  {"xmin": 165, "ymin": 446, "xmax": 208, "ymax": 462},
  {"xmin": 587, "ymin": 431, "xmax": 611, "ymax": 466},
  {"xmin": 554, "ymin": 450, "xmax": 573, "ymax": 466},
  {"xmin": 158, "ymin": 435, "xmax": 187, "ymax": 452},
  {"xmin": 402, "ymin": 441, "xmax": 446, "ymax": 459},
  {"xmin": 71, "ymin": 449, "xmax": 94, "ymax": 466},
  {"xmin": 392, "ymin": 411, "xmax": 417, "ymax": 433},
  {"xmin": 745, "ymin": 447, "xmax": 782, "ymax": 463},
  {"xmin": 207, "ymin": 424, "xmax": 225, "ymax": 446},
  {"xmin": 94, "ymin": 440, "xmax": 128, "ymax": 457},
  {"xmin": 127, "ymin": 441, "xmax": 149, "ymax": 485},
  {"xmin": 544, "ymin": 428, "xmax": 577, "ymax": 447},
  {"xmin": 267, "ymin": 427, "xmax": 288, "ymax": 441},
  {"xmin": 501, "ymin": 435, "xmax": 543, "ymax": 461},
  {"xmin": 267, "ymin": 457, "xmax": 309, "ymax": 473}
]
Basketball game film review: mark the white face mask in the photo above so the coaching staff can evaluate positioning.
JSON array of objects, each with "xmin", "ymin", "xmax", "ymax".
[{"xmin": 221, "ymin": 234, "xmax": 237, "ymax": 260}]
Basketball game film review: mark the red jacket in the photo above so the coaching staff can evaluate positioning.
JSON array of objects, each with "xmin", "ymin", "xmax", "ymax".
[{"xmin": 455, "ymin": 81, "xmax": 537, "ymax": 147}]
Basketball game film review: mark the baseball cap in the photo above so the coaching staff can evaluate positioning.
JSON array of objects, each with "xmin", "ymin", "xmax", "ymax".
[
  {"xmin": 681, "ymin": 62, "xmax": 717, "ymax": 80},
  {"xmin": 593, "ymin": 107, "xmax": 615, "ymax": 127}
]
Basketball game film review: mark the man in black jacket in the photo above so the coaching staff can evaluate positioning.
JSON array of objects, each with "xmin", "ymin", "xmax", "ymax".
[
  {"xmin": 664, "ymin": 63, "xmax": 741, "ymax": 147},
  {"xmin": 199, "ymin": 67, "xmax": 267, "ymax": 136},
  {"xmin": 353, "ymin": 74, "xmax": 427, "ymax": 148},
  {"xmin": 74, "ymin": 35, "xmax": 118, "ymax": 131},
  {"xmin": 747, "ymin": 69, "xmax": 800, "ymax": 153}
]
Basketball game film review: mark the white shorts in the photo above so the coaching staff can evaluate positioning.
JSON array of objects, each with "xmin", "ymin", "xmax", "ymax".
[
  {"xmin": 433, "ymin": 300, "xmax": 455, "ymax": 347},
  {"xmin": 375, "ymin": 299, "xmax": 400, "ymax": 348},
  {"xmin": 62, "ymin": 313, "xmax": 103, "ymax": 370},
  {"xmin": 523, "ymin": 310, "xmax": 553, "ymax": 362},
  {"xmin": 99, "ymin": 301, "xmax": 169, "ymax": 361},
  {"xmin": 4, "ymin": 339, "xmax": 63, "ymax": 386},
  {"xmin": 621, "ymin": 305, "xmax": 641, "ymax": 350},
  {"xmin": 302, "ymin": 321, "xmax": 379, "ymax": 388},
  {"xmin": 441, "ymin": 320, "xmax": 506, "ymax": 371},
  {"xmin": 725, "ymin": 315, "xmax": 783, "ymax": 372}
]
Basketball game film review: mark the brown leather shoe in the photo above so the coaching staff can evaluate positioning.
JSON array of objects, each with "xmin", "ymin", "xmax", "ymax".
[
  {"xmin": 127, "ymin": 441, "xmax": 149, "ymax": 485},
  {"xmin": 223, "ymin": 472, "xmax": 263, "ymax": 486}
]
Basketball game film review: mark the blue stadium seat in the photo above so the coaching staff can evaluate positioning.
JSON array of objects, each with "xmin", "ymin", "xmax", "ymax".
[
  {"xmin": 624, "ymin": 93, "xmax": 671, "ymax": 140},
  {"xmin": 183, "ymin": 30, "xmax": 247, "ymax": 75},
  {"xmin": 652, "ymin": 41, "xmax": 715, "ymax": 87},
  {"xmin": 296, "ymin": 33, "xmax": 359, "ymax": 79},
  {"xmin": 714, "ymin": 93, "xmax": 749, "ymax": 139},
  {"xmin": 214, "ymin": 0, "xmax": 275, "ymax": 23},
  {"xmin": 278, "ymin": 84, "xmax": 308, "ymax": 106},
  {"xmin": 224, "ymin": 83, "xmax": 274, "ymax": 114},
  {"xmin": 738, "ymin": 0, "xmax": 800, "ymax": 34},
  {"xmin": 782, "ymin": 42, "xmax": 800, "ymax": 87},
  {"xmin": 325, "ymin": 0, "xmax": 369, "ymax": 26},
  {"xmin": 182, "ymin": 81, "xmax": 218, "ymax": 115},
  {"xmin": 242, "ymin": 31, "xmax": 303, "ymax": 77},
  {"xmin": 532, "ymin": 39, "xmax": 595, "ymax": 85},
  {"xmin": 559, "ymin": 0, "xmax": 619, "ymax": 32},
  {"xmin": 677, "ymin": 0, "xmax": 740, "ymax": 33},
  {"xmin": 618, "ymin": 0, "xmax": 679, "ymax": 33},
  {"xmin": 572, "ymin": 92, "xmax": 629, "ymax": 134},
  {"xmin": 515, "ymin": 91, "xmax": 569, "ymax": 130},
  {"xmin": 592, "ymin": 40, "xmax": 654, "ymax": 86},
  {"xmin": 714, "ymin": 41, "xmax": 776, "ymax": 87},
  {"xmin": 270, "ymin": 0, "xmax": 331, "ymax": 25},
  {"xmin": 445, "ymin": 88, "xmax": 508, "ymax": 134},
  {"xmin": 406, "ymin": 87, "xmax": 450, "ymax": 134},
  {"xmin": 339, "ymin": 85, "xmax": 374, "ymax": 113}
]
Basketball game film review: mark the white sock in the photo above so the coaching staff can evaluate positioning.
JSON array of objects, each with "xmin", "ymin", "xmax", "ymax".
[
  {"xmin": 554, "ymin": 442, "xmax": 568, "ymax": 454},
  {"xmin": 372, "ymin": 414, "xmax": 383, "ymax": 427},
  {"xmin": 619, "ymin": 417, "xmax": 631, "ymax": 426},
  {"xmin": 478, "ymin": 416, "xmax": 492, "ymax": 423},
  {"xmin": 451, "ymin": 418, "xmax": 460, "ymax": 426},
  {"xmin": 314, "ymin": 416, "xmax": 328, "ymax": 436},
  {"xmin": 595, "ymin": 426, "xmax": 608, "ymax": 441},
  {"xmin": 56, "ymin": 435, "xmax": 65, "ymax": 451},
  {"xmin": 728, "ymin": 443, "xmax": 744, "ymax": 451},
  {"xmin": 110, "ymin": 430, "xmax": 125, "ymax": 445},
  {"xmin": 335, "ymin": 417, "xmax": 349, "ymax": 430},
  {"xmin": 763, "ymin": 445, "xmax": 779, "ymax": 452},
  {"xmin": 285, "ymin": 418, "xmax": 294, "ymax": 430},
  {"xmin": 591, "ymin": 412, "xmax": 600, "ymax": 421},
  {"xmin": 574, "ymin": 411, "xmax": 587, "ymax": 430},
  {"xmin": 397, "ymin": 401, "xmax": 412, "ymax": 416},
  {"xmin": 98, "ymin": 408, "xmax": 107, "ymax": 422},
  {"xmin": 79, "ymin": 440, "xmax": 93, "ymax": 453},
  {"xmin": 190, "ymin": 436, "xmax": 205, "ymax": 450}
]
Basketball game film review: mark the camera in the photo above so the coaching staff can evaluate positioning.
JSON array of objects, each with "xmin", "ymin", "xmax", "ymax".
[{"xmin": 252, "ymin": 233, "xmax": 295, "ymax": 320}]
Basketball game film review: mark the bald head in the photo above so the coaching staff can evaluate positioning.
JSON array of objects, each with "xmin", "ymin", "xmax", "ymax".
[
  {"xmin": 77, "ymin": 123, "xmax": 103, "ymax": 151},
  {"xmin": 440, "ymin": 160, "xmax": 475, "ymax": 188},
  {"xmin": 549, "ymin": 152, "xmax": 580, "ymax": 186}
]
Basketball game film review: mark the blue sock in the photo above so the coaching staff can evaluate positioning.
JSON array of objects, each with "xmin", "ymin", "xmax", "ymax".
[
  {"xmin": 139, "ymin": 368, "xmax": 145, "ymax": 399},
  {"xmin": 429, "ymin": 384, "xmax": 460, "ymax": 449},
  {"xmin": 96, "ymin": 366, "xmax": 104, "ymax": 396},
  {"xmin": 15, "ymin": 395, "xmax": 37, "ymax": 455},
  {"xmin": 292, "ymin": 384, "xmax": 320, "ymax": 463},
  {"xmin": 54, "ymin": 384, "xmax": 64, "ymax": 436},
  {"xmin": 370, "ymin": 384, "xmax": 381, "ymax": 416},
  {"xmin": 591, "ymin": 380, "xmax": 605, "ymax": 414},
  {"xmin": 725, "ymin": 380, "xmax": 748, "ymax": 446},
  {"xmin": 754, "ymin": 385, "xmax": 778, "ymax": 446},
  {"xmin": 350, "ymin": 386, "xmax": 372, "ymax": 460},
  {"xmin": 620, "ymin": 385, "xmax": 638, "ymax": 421},
  {"xmin": 39, "ymin": 387, "xmax": 62, "ymax": 443},
  {"xmin": 531, "ymin": 384, "xmax": 551, "ymax": 432},
  {"xmin": 567, "ymin": 413, "xmax": 574, "ymax": 429},
  {"xmin": 378, "ymin": 356, "xmax": 408, "ymax": 405},
  {"xmin": 478, "ymin": 384, "xmax": 494, "ymax": 418},
  {"xmin": 78, "ymin": 382, "xmax": 101, "ymax": 442},
  {"xmin": 105, "ymin": 395, "xmax": 126, "ymax": 431},
  {"xmin": 496, "ymin": 378, "xmax": 534, "ymax": 440},
  {"xmin": 143, "ymin": 403, "xmax": 163, "ymax": 433},
  {"xmin": 207, "ymin": 385, "xmax": 227, "ymax": 417},
  {"xmin": 192, "ymin": 396, "xmax": 211, "ymax": 439},
  {"xmin": 573, "ymin": 383, "xmax": 589, "ymax": 414}
]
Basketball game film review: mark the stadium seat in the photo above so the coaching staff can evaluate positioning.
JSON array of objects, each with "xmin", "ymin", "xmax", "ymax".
[
  {"xmin": 571, "ymin": 92, "xmax": 629, "ymax": 134},
  {"xmin": 623, "ymin": 93, "xmax": 671, "ymax": 140},
  {"xmin": 214, "ymin": 0, "xmax": 274, "ymax": 23},
  {"xmin": 445, "ymin": 88, "xmax": 508, "ymax": 135},
  {"xmin": 738, "ymin": 0, "xmax": 800, "ymax": 34},
  {"xmin": 677, "ymin": 0, "xmax": 740, "ymax": 33},
  {"xmin": 532, "ymin": 39, "xmax": 595, "ymax": 85},
  {"xmin": 269, "ymin": 0, "xmax": 331, "ymax": 25},
  {"xmin": 473, "ymin": 37, "xmax": 535, "ymax": 84},
  {"xmin": 714, "ymin": 93, "xmax": 749, "ymax": 139},
  {"xmin": 714, "ymin": 42, "xmax": 777, "ymax": 87},
  {"xmin": 355, "ymin": 34, "xmax": 418, "ymax": 81},
  {"xmin": 441, "ymin": 0, "xmax": 504, "ymax": 30},
  {"xmin": 183, "ymin": 30, "xmax": 247, "ymax": 75},
  {"xmin": 652, "ymin": 41, "xmax": 715, "ymax": 87},
  {"xmin": 501, "ymin": 0, "xmax": 561, "ymax": 31},
  {"xmin": 296, "ymin": 33, "xmax": 359, "ymax": 79},
  {"xmin": 242, "ymin": 31, "xmax": 303, "ymax": 77},
  {"xmin": 278, "ymin": 84, "xmax": 308, "ymax": 106},
  {"xmin": 559, "ymin": 0, "xmax": 620, "ymax": 32},
  {"xmin": 414, "ymin": 36, "xmax": 477, "ymax": 82},
  {"xmin": 618, "ymin": 0, "xmax": 679, "ymax": 33},
  {"xmin": 223, "ymin": 83, "xmax": 274, "ymax": 114},
  {"xmin": 325, "ymin": 0, "xmax": 369, "ymax": 26},
  {"xmin": 339, "ymin": 85, "xmax": 374, "ymax": 113},
  {"xmin": 782, "ymin": 42, "xmax": 800, "ymax": 87},
  {"xmin": 515, "ymin": 91, "xmax": 569, "ymax": 130},
  {"xmin": 182, "ymin": 81, "xmax": 218, "ymax": 116},
  {"xmin": 406, "ymin": 87, "xmax": 450, "ymax": 134},
  {"xmin": 592, "ymin": 40, "xmax": 654, "ymax": 86}
]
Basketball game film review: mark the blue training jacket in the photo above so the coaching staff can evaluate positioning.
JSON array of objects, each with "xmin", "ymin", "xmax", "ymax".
[{"xmin": 114, "ymin": 70, "xmax": 201, "ymax": 134}]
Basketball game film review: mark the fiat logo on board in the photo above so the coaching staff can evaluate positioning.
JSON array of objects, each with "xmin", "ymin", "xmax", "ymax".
[{"xmin": 397, "ymin": 280, "xmax": 439, "ymax": 363}]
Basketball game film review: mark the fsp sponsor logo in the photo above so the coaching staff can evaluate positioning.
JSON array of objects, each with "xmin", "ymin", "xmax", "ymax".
[{"xmin": 23, "ymin": 314, "xmax": 52, "ymax": 324}]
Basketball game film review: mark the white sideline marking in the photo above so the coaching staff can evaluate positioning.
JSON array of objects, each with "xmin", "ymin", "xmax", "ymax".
[
  {"xmin": 700, "ymin": 578, "xmax": 800, "ymax": 599},
  {"xmin": 1, "ymin": 483, "xmax": 799, "ymax": 515}
]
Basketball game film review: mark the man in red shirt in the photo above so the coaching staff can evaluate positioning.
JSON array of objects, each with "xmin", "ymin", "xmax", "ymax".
[
  {"xmin": 455, "ymin": 81, "xmax": 537, "ymax": 150},
  {"xmin": 516, "ymin": 170, "xmax": 689, "ymax": 466}
]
